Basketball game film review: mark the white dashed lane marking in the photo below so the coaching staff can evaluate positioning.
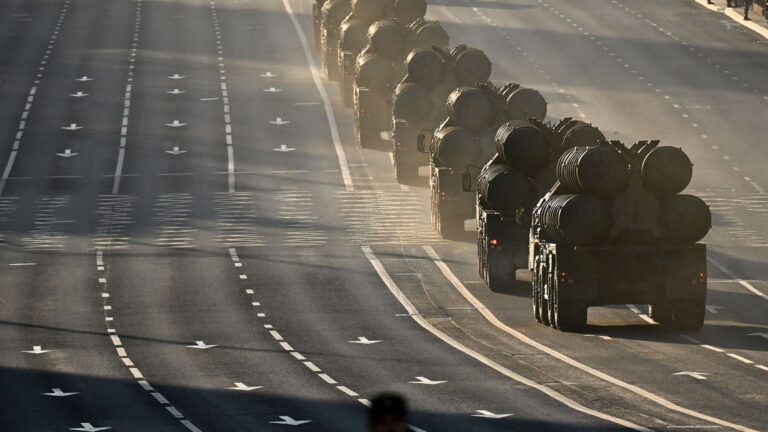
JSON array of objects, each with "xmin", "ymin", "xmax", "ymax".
[
  {"xmin": 0, "ymin": 1, "xmax": 71, "ymax": 195},
  {"xmin": 209, "ymin": 2, "xmax": 236, "ymax": 193},
  {"xmin": 96, "ymin": 249, "xmax": 204, "ymax": 432},
  {"xmin": 228, "ymin": 247, "xmax": 374, "ymax": 407}
]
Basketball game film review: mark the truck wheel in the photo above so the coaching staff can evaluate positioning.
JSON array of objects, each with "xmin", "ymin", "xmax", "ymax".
[
  {"xmin": 555, "ymin": 303, "xmax": 587, "ymax": 331},
  {"xmin": 553, "ymin": 282, "xmax": 587, "ymax": 331},
  {"xmin": 312, "ymin": 5, "xmax": 321, "ymax": 52},
  {"xmin": 355, "ymin": 112, "xmax": 380, "ymax": 149},
  {"xmin": 437, "ymin": 205, "xmax": 463, "ymax": 239},
  {"xmin": 672, "ymin": 301, "xmax": 705, "ymax": 331},
  {"xmin": 532, "ymin": 261, "xmax": 543, "ymax": 323},
  {"xmin": 340, "ymin": 75, "xmax": 354, "ymax": 108},
  {"xmin": 394, "ymin": 155, "xmax": 419, "ymax": 185},
  {"xmin": 324, "ymin": 48, "xmax": 340, "ymax": 81},
  {"xmin": 649, "ymin": 303, "xmax": 674, "ymax": 326}
]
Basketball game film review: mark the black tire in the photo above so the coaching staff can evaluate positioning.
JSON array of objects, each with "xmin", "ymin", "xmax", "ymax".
[
  {"xmin": 340, "ymin": 75, "xmax": 354, "ymax": 108},
  {"xmin": 649, "ymin": 303, "xmax": 674, "ymax": 326},
  {"xmin": 324, "ymin": 48, "xmax": 340, "ymax": 81},
  {"xmin": 394, "ymin": 154, "xmax": 424, "ymax": 186},
  {"xmin": 532, "ymin": 260, "xmax": 543, "ymax": 323},
  {"xmin": 672, "ymin": 301, "xmax": 705, "ymax": 331},
  {"xmin": 554, "ymin": 300, "xmax": 587, "ymax": 332},
  {"xmin": 436, "ymin": 204, "xmax": 464, "ymax": 239},
  {"xmin": 312, "ymin": 5, "xmax": 321, "ymax": 52},
  {"xmin": 551, "ymin": 277, "xmax": 587, "ymax": 332}
]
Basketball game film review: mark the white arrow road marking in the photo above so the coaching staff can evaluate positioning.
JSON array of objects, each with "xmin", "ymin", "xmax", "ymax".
[
  {"xmin": 165, "ymin": 146, "xmax": 187, "ymax": 155},
  {"xmin": 43, "ymin": 388, "xmax": 79, "ymax": 397},
  {"xmin": 165, "ymin": 120, "xmax": 186, "ymax": 128},
  {"xmin": 748, "ymin": 332, "xmax": 768, "ymax": 340},
  {"xmin": 75, "ymin": 76, "xmax": 93, "ymax": 82},
  {"xmin": 269, "ymin": 416, "xmax": 311, "ymax": 426},
  {"xmin": 673, "ymin": 371, "xmax": 710, "ymax": 380},
  {"xmin": 70, "ymin": 91, "xmax": 89, "ymax": 97},
  {"xmin": 270, "ymin": 117, "xmax": 290, "ymax": 125},
  {"xmin": 261, "ymin": 72, "xmax": 279, "ymax": 77},
  {"xmin": 472, "ymin": 410, "xmax": 513, "ymax": 419},
  {"xmin": 168, "ymin": 74, "xmax": 185, "ymax": 79},
  {"xmin": 68, "ymin": 423, "xmax": 110, "ymax": 431},
  {"xmin": 229, "ymin": 382, "xmax": 263, "ymax": 391},
  {"xmin": 273, "ymin": 144, "xmax": 295, "ymax": 152},
  {"xmin": 186, "ymin": 341, "xmax": 217, "ymax": 349},
  {"xmin": 704, "ymin": 305, "xmax": 723, "ymax": 314},
  {"xmin": 409, "ymin": 376, "xmax": 446, "ymax": 385},
  {"xmin": 57, "ymin": 149, "xmax": 78, "ymax": 157},
  {"xmin": 62, "ymin": 123, "xmax": 83, "ymax": 131},
  {"xmin": 22, "ymin": 345, "xmax": 51, "ymax": 354},
  {"xmin": 264, "ymin": 87, "xmax": 282, "ymax": 92},
  {"xmin": 349, "ymin": 337, "xmax": 381, "ymax": 344},
  {"xmin": 167, "ymin": 89, "xmax": 186, "ymax": 94},
  {"xmin": 720, "ymin": 19, "xmax": 734, "ymax": 31}
]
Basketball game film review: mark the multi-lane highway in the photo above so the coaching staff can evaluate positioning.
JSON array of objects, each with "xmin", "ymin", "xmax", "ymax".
[{"xmin": 0, "ymin": 0, "xmax": 766, "ymax": 431}]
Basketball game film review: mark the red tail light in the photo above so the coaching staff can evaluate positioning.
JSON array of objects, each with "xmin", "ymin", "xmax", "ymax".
[
  {"xmin": 558, "ymin": 271, "xmax": 568, "ymax": 283},
  {"xmin": 697, "ymin": 272, "xmax": 706, "ymax": 283},
  {"xmin": 488, "ymin": 239, "xmax": 498, "ymax": 248}
]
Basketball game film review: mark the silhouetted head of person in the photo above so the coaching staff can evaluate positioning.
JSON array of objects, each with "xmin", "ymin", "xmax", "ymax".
[{"xmin": 369, "ymin": 393, "xmax": 409, "ymax": 432}]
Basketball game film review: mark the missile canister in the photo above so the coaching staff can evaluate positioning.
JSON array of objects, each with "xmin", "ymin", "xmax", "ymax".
[
  {"xmin": 339, "ymin": 19, "xmax": 369, "ymax": 55},
  {"xmin": 352, "ymin": 0, "xmax": 390, "ymax": 21},
  {"xmin": 405, "ymin": 48, "xmax": 446, "ymax": 88},
  {"xmin": 538, "ymin": 194, "xmax": 611, "ymax": 245},
  {"xmin": 504, "ymin": 87, "xmax": 547, "ymax": 121},
  {"xmin": 558, "ymin": 120, "xmax": 607, "ymax": 150},
  {"xmin": 392, "ymin": 82, "xmax": 436, "ymax": 122},
  {"xmin": 494, "ymin": 121, "xmax": 550, "ymax": 176},
  {"xmin": 557, "ymin": 145, "xmax": 629, "ymax": 197},
  {"xmin": 641, "ymin": 146, "xmax": 693, "ymax": 196},
  {"xmin": 447, "ymin": 87, "xmax": 495, "ymax": 133},
  {"xmin": 394, "ymin": 0, "xmax": 427, "ymax": 25},
  {"xmin": 367, "ymin": 20, "xmax": 407, "ymax": 60},
  {"xmin": 452, "ymin": 46, "xmax": 492, "ymax": 86},
  {"xmin": 433, "ymin": 126, "xmax": 482, "ymax": 170},
  {"xmin": 658, "ymin": 194, "xmax": 711, "ymax": 244},
  {"xmin": 409, "ymin": 19, "xmax": 450, "ymax": 49},
  {"xmin": 355, "ymin": 52, "xmax": 395, "ymax": 92},
  {"xmin": 478, "ymin": 164, "xmax": 537, "ymax": 217}
]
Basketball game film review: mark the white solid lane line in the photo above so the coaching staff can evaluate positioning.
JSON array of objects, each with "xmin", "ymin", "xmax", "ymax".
[
  {"xmin": 361, "ymin": 246, "xmax": 650, "ymax": 432},
  {"xmin": 420, "ymin": 246, "xmax": 758, "ymax": 432},
  {"xmin": 0, "ymin": 1, "xmax": 71, "ymax": 196},
  {"xmin": 280, "ymin": 0, "xmax": 353, "ymax": 191},
  {"xmin": 708, "ymin": 257, "xmax": 768, "ymax": 304}
]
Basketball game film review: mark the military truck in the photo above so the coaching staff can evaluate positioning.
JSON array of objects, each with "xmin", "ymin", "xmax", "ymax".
[
  {"xmin": 353, "ymin": 19, "xmax": 450, "ymax": 149},
  {"xmin": 529, "ymin": 141, "xmax": 710, "ymax": 331},
  {"xmin": 319, "ymin": 0, "xmax": 352, "ymax": 80},
  {"xmin": 392, "ymin": 45, "xmax": 491, "ymax": 185},
  {"xmin": 337, "ymin": 3, "xmax": 436, "ymax": 107},
  {"xmin": 472, "ymin": 118, "xmax": 606, "ymax": 290},
  {"xmin": 420, "ymin": 82, "xmax": 547, "ymax": 239}
]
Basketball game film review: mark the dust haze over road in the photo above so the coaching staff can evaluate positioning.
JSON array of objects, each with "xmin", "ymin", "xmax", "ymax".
[{"xmin": 0, "ymin": 0, "xmax": 766, "ymax": 431}]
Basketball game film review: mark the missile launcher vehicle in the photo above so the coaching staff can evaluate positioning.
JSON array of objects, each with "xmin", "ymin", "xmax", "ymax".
[
  {"xmin": 421, "ymin": 82, "xmax": 547, "ymax": 239},
  {"xmin": 528, "ymin": 141, "xmax": 710, "ymax": 331}
]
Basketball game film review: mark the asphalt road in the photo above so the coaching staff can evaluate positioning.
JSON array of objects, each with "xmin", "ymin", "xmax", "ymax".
[{"xmin": 0, "ymin": 0, "xmax": 766, "ymax": 431}]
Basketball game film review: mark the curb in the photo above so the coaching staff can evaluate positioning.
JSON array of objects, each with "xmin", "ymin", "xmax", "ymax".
[{"xmin": 691, "ymin": 0, "xmax": 768, "ymax": 39}]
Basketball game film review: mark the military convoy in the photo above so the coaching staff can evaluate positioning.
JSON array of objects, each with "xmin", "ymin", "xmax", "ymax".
[{"xmin": 313, "ymin": 0, "xmax": 712, "ymax": 332}]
